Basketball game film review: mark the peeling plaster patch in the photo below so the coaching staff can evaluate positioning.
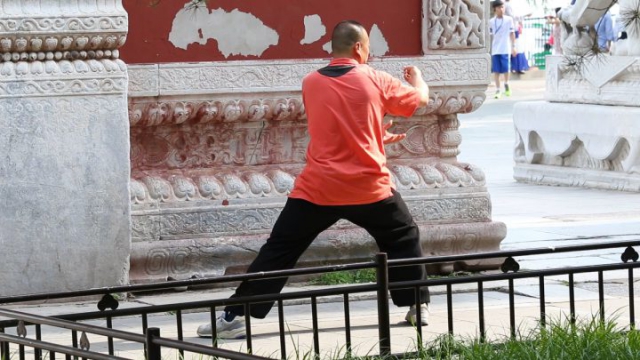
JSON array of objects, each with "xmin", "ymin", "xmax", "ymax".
[
  {"xmin": 168, "ymin": 4, "xmax": 279, "ymax": 58},
  {"xmin": 369, "ymin": 24, "xmax": 389, "ymax": 57},
  {"xmin": 322, "ymin": 41, "xmax": 332, "ymax": 54},
  {"xmin": 300, "ymin": 14, "xmax": 326, "ymax": 45}
]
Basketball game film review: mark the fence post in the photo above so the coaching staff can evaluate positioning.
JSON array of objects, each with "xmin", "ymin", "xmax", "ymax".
[
  {"xmin": 376, "ymin": 253, "xmax": 391, "ymax": 357},
  {"xmin": 145, "ymin": 327, "xmax": 161, "ymax": 360},
  {"xmin": 0, "ymin": 327, "xmax": 8, "ymax": 360}
]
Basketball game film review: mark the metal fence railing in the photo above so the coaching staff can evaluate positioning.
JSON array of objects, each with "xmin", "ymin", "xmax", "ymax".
[
  {"xmin": 0, "ymin": 240, "xmax": 638, "ymax": 359},
  {"xmin": 521, "ymin": 16, "xmax": 554, "ymax": 69}
]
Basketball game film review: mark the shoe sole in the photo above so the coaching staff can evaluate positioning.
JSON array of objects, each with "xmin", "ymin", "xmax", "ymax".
[
  {"xmin": 404, "ymin": 313, "xmax": 429, "ymax": 326},
  {"xmin": 197, "ymin": 329, "xmax": 246, "ymax": 339},
  {"xmin": 196, "ymin": 329, "xmax": 247, "ymax": 340},
  {"xmin": 404, "ymin": 317, "xmax": 428, "ymax": 326}
]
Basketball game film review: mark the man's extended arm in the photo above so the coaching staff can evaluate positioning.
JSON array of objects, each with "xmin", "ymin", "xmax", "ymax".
[{"xmin": 382, "ymin": 66, "xmax": 429, "ymax": 145}]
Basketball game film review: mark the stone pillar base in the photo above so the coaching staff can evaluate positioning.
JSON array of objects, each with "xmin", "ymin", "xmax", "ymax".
[{"xmin": 130, "ymin": 191, "xmax": 506, "ymax": 284}]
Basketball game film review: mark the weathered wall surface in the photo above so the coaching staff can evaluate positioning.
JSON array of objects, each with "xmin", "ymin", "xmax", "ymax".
[
  {"xmin": 0, "ymin": 0, "xmax": 131, "ymax": 296},
  {"xmin": 120, "ymin": 0, "xmax": 422, "ymax": 63}
]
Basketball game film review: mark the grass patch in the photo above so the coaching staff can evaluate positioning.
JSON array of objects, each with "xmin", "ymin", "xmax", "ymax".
[
  {"xmin": 420, "ymin": 315, "xmax": 640, "ymax": 359},
  {"xmin": 309, "ymin": 269, "xmax": 377, "ymax": 285},
  {"xmin": 309, "ymin": 269, "xmax": 475, "ymax": 286}
]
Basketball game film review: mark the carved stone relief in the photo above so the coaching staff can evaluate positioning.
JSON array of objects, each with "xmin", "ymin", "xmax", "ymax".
[
  {"xmin": 128, "ymin": 90, "xmax": 485, "ymax": 130},
  {"xmin": 131, "ymin": 193, "xmax": 491, "ymax": 241},
  {"xmin": 130, "ymin": 221, "xmax": 506, "ymax": 282},
  {"xmin": 131, "ymin": 116, "xmax": 468, "ymax": 171},
  {"xmin": 128, "ymin": 55, "xmax": 490, "ymax": 96},
  {"xmin": 0, "ymin": 0, "xmax": 128, "ymax": 59},
  {"xmin": 0, "ymin": 59, "xmax": 127, "ymax": 97},
  {"xmin": 425, "ymin": 0, "xmax": 486, "ymax": 50},
  {"xmin": 130, "ymin": 160, "xmax": 485, "ymax": 205},
  {"xmin": 545, "ymin": 56, "xmax": 640, "ymax": 107}
]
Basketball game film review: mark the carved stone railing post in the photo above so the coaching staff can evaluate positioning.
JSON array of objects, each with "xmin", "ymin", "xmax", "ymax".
[{"xmin": 0, "ymin": 0, "xmax": 131, "ymax": 295}]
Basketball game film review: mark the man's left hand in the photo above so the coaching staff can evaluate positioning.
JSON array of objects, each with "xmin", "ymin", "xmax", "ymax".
[{"xmin": 383, "ymin": 120, "xmax": 406, "ymax": 144}]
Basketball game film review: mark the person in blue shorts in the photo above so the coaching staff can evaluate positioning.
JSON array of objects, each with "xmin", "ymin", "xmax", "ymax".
[{"xmin": 490, "ymin": 0, "xmax": 516, "ymax": 99}]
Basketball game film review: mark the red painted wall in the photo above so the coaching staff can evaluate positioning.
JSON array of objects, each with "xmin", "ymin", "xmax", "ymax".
[{"xmin": 120, "ymin": 0, "xmax": 422, "ymax": 64}]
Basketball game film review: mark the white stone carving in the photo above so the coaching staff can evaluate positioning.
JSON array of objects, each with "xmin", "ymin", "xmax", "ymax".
[
  {"xmin": 131, "ymin": 192, "xmax": 492, "ymax": 241},
  {"xmin": 545, "ymin": 55, "xmax": 640, "ymax": 106},
  {"xmin": 126, "ymin": 64, "xmax": 158, "ymax": 97},
  {"xmin": 130, "ymin": 161, "xmax": 485, "ymax": 205},
  {"xmin": 555, "ymin": 0, "xmax": 625, "ymax": 56},
  {"xmin": 0, "ymin": 59, "xmax": 127, "ymax": 97},
  {"xmin": 515, "ymin": 1, "xmax": 640, "ymax": 192},
  {"xmin": 130, "ymin": 220, "xmax": 506, "ymax": 282},
  {"xmin": 0, "ymin": 0, "xmax": 127, "ymax": 57},
  {"xmin": 127, "ymin": 55, "xmax": 490, "ymax": 97},
  {"xmin": 514, "ymin": 101, "xmax": 640, "ymax": 191},
  {"xmin": 128, "ymin": 90, "xmax": 485, "ymax": 128},
  {"xmin": 425, "ymin": 0, "xmax": 485, "ymax": 50}
]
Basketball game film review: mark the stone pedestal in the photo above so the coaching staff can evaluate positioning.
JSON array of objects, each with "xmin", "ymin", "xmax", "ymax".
[
  {"xmin": 514, "ymin": 56, "xmax": 640, "ymax": 191},
  {"xmin": 124, "ymin": 0, "xmax": 508, "ymax": 283},
  {"xmin": 127, "ymin": 54, "xmax": 506, "ymax": 283},
  {"xmin": 0, "ymin": 1, "xmax": 131, "ymax": 296}
]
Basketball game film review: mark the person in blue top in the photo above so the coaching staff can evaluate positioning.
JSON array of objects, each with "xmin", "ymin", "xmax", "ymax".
[{"xmin": 595, "ymin": 11, "xmax": 616, "ymax": 52}]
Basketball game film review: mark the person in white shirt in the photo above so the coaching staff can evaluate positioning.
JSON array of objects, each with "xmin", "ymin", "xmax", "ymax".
[{"xmin": 489, "ymin": 0, "xmax": 516, "ymax": 99}]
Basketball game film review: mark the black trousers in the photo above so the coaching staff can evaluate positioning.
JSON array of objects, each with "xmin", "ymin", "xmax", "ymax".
[{"xmin": 225, "ymin": 189, "xmax": 429, "ymax": 318}]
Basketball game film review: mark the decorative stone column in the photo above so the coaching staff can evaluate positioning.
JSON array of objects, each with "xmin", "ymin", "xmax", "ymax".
[
  {"xmin": 0, "ymin": 0, "xmax": 131, "ymax": 296},
  {"xmin": 127, "ymin": 0, "xmax": 506, "ymax": 283}
]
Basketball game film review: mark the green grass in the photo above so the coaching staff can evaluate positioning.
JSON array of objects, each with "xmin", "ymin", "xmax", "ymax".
[
  {"xmin": 420, "ymin": 315, "xmax": 640, "ymax": 360},
  {"xmin": 309, "ymin": 269, "xmax": 475, "ymax": 286},
  {"xmin": 309, "ymin": 269, "xmax": 378, "ymax": 285}
]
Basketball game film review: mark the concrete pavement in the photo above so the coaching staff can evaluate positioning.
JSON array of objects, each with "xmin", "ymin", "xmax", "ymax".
[{"xmin": 2, "ymin": 76, "xmax": 640, "ymax": 359}]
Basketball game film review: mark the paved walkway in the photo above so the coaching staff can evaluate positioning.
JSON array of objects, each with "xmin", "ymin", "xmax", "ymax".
[{"xmin": 2, "ymin": 76, "xmax": 639, "ymax": 359}]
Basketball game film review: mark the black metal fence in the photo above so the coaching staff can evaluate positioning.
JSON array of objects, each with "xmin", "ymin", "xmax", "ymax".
[{"xmin": 0, "ymin": 240, "xmax": 638, "ymax": 359}]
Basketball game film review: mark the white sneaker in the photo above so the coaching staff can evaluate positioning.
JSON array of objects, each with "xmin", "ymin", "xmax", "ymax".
[
  {"xmin": 404, "ymin": 303, "xmax": 430, "ymax": 326},
  {"xmin": 197, "ymin": 313, "xmax": 246, "ymax": 339}
]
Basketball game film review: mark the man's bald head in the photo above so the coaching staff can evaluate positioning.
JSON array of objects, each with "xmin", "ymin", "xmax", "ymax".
[{"xmin": 331, "ymin": 20, "xmax": 367, "ymax": 56}]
